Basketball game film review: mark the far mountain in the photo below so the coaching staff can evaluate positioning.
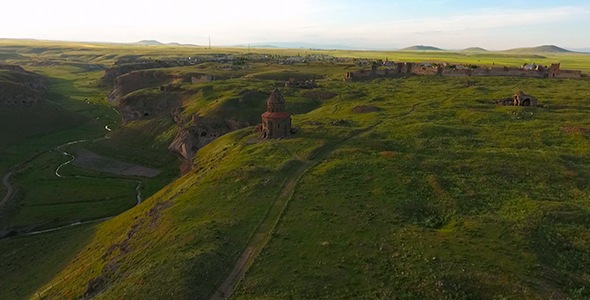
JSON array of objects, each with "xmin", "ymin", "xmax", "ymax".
[
  {"xmin": 504, "ymin": 45, "xmax": 574, "ymax": 53},
  {"xmin": 234, "ymin": 42, "xmax": 357, "ymax": 50},
  {"xmin": 131, "ymin": 40, "xmax": 199, "ymax": 47},
  {"xmin": 400, "ymin": 45, "xmax": 444, "ymax": 51}
]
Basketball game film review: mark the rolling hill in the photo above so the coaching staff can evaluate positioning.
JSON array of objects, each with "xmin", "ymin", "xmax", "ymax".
[
  {"xmin": 460, "ymin": 47, "xmax": 489, "ymax": 53},
  {"xmin": 400, "ymin": 45, "xmax": 444, "ymax": 51}
]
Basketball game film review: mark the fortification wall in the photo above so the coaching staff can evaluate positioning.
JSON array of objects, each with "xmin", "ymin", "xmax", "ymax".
[
  {"xmin": 442, "ymin": 68, "xmax": 545, "ymax": 78},
  {"xmin": 411, "ymin": 65, "xmax": 441, "ymax": 75},
  {"xmin": 553, "ymin": 70, "xmax": 582, "ymax": 79}
]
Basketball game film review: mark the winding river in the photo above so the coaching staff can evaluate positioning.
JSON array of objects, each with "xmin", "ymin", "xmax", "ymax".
[{"xmin": 2, "ymin": 108, "xmax": 144, "ymax": 238}]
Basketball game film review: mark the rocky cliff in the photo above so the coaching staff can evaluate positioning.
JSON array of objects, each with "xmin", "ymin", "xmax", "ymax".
[
  {"xmin": 118, "ymin": 89, "xmax": 182, "ymax": 123},
  {"xmin": 168, "ymin": 115, "xmax": 245, "ymax": 172}
]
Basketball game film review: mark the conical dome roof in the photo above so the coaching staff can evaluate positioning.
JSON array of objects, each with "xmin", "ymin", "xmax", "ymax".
[{"xmin": 267, "ymin": 88, "xmax": 286, "ymax": 105}]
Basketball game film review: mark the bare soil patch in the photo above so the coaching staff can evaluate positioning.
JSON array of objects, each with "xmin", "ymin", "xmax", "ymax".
[
  {"xmin": 352, "ymin": 105, "xmax": 381, "ymax": 113},
  {"xmin": 72, "ymin": 148, "xmax": 161, "ymax": 178},
  {"xmin": 560, "ymin": 126, "xmax": 590, "ymax": 134},
  {"xmin": 303, "ymin": 91, "xmax": 337, "ymax": 100}
]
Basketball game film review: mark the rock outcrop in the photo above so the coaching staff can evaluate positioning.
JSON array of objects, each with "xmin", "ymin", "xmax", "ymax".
[
  {"xmin": 495, "ymin": 91, "xmax": 539, "ymax": 107},
  {"xmin": 0, "ymin": 66, "xmax": 47, "ymax": 105},
  {"xmin": 168, "ymin": 115, "xmax": 244, "ymax": 170},
  {"xmin": 0, "ymin": 64, "xmax": 26, "ymax": 72},
  {"xmin": 119, "ymin": 89, "xmax": 182, "ymax": 123},
  {"xmin": 0, "ymin": 81, "xmax": 44, "ymax": 105}
]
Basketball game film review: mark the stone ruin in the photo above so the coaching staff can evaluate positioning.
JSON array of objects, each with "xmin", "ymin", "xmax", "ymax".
[
  {"xmin": 261, "ymin": 89, "xmax": 292, "ymax": 139},
  {"xmin": 284, "ymin": 78, "xmax": 317, "ymax": 89},
  {"xmin": 495, "ymin": 91, "xmax": 538, "ymax": 107}
]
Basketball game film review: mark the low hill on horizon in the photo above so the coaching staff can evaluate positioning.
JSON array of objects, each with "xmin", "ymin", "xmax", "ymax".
[
  {"xmin": 460, "ymin": 47, "xmax": 489, "ymax": 53},
  {"xmin": 131, "ymin": 40, "xmax": 199, "ymax": 47},
  {"xmin": 400, "ymin": 45, "xmax": 445, "ymax": 51},
  {"xmin": 504, "ymin": 45, "xmax": 573, "ymax": 53}
]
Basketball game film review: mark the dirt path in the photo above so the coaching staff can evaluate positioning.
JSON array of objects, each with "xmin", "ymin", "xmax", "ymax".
[
  {"xmin": 0, "ymin": 172, "xmax": 14, "ymax": 208},
  {"xmin": 208, "ymin": 103, "xmax": 419, "ymax": 300}
]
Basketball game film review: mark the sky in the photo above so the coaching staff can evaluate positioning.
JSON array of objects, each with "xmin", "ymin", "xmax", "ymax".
[{"xmin": 1, "ymin": 0, "xmax": 590, "ymax": 50}]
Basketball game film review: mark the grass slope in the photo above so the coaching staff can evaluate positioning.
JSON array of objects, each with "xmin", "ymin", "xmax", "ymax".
[
  {"xmin": 7, "ymin": 76, "xmax": 589, "ymax": 300},
  {"xmin": 1, "ymin": 40, "xmax": 590, "ymax": 300}
]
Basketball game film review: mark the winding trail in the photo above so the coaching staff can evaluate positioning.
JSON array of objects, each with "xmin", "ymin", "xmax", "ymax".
[
  {"xmin": 0, "ymin": 172, "xmax": 14, "ymax": 208},
  {"xmin": 209, "ymin": 103, "xmax": 419, "ymax": 300}
]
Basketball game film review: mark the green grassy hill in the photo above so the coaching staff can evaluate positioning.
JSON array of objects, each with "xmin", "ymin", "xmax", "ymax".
[
  {"xmin": 460, "ymin": 47, "xmax": 489, "ymax": 53},
  {"xmin": 2, "ymin": 75, "xmax": 587, "ymax": 300}
]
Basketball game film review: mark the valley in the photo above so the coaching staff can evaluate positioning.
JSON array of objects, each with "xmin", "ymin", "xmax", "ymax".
[{"xmin": 1, "ymin": 39, "xmax": 590, "ymax": 300}]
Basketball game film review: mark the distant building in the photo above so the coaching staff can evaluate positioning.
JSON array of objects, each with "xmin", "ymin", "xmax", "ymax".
[{"xmin": 261, "ymin": 89, "xmax": 291, "ymax": 139}]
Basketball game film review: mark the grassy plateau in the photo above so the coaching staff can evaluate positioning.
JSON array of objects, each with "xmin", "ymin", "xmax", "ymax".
[{"xmin": 0, "ymin": 39, "xmax": 590, "ymax": 300}]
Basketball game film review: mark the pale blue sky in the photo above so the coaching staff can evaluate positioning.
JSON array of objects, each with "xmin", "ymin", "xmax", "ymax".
[{"xmin": 1, "ymin": 0, "xmax": 589, "ymax": 50}]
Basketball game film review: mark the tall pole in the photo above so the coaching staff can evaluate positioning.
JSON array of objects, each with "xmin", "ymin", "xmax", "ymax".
[{"xmin": 209, "ymin": 36, "xmax": 211, "ymax": 49}]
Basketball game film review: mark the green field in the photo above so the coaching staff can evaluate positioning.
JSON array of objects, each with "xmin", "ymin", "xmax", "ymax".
[{"xmin": 1, "ymin": 39, "xmax": 590, "ymax": 300}]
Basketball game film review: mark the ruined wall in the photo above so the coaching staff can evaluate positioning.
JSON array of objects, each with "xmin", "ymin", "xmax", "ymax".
[
  {"xmin": 553, "ymin": 70, "xmax": 582, "ymax": 79},
  {"xmin": 191, "ymin": 75, "xmax": 216, "ymax": 84},
  {"xmin": 410, "ymin": 65, "xmax": 441, "ymax": 75},
  {"xmin": 442, "ymin": 67, "xmax": 545, "ymax": 78}
]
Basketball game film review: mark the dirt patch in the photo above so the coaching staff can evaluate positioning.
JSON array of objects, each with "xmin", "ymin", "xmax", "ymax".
[
  {"xmin": 352, "ymin": 105, "xmax": 381, "ymax": 113},
  {"xmin": 303, "ymin": 91, "xmax": 337, "ymax": 100},
  {"xmin": 560, "ymin": 126, "xmax": 590, "ymax": 134},
  {"xmin": 380, "ymin": 151, "xmax": 396, "ymax": 158},
  {"xmin": 148, "ymin": 201, "xmax": 173, "ymax": 228},
  {"xmin": 72, "ymin": 148, "xmax": 161, "ymax": 177},
  {"xmin": 304, "ymin": 121, "xmax": 324, "ymax": 126}
]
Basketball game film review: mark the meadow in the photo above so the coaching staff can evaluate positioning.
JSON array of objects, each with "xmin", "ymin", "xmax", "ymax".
[{"xmin": 1, "ymin": 39, "xmax": 590, "ymax": 300}]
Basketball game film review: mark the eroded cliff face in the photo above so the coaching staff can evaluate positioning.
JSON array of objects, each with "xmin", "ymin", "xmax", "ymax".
[
  {"xmin": 0, "ymin": 66, "xmax": 47, "ymax": 105},
  {"xmin": 107, "ymin": 70, "xmax": 182, "ymax": 103},
  {"xmin": 168, "ymin": 115, "xmax": 246, "ymax": 173},
  {"xmin": 0, "ymin": 81, "xmax": 44, "ymax": 105},
  {"xmin": 119, "ymin": 90, "xmax": 182, "ymax": 123}
]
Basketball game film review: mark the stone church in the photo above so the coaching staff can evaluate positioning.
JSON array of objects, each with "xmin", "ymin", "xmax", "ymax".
[{"xmin": 261, "ymin": 89, "xmax": 291, "ymax": 139}]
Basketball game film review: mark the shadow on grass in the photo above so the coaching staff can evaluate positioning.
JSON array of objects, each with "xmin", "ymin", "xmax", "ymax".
[{"xmin": 0, "ymin": 223, "xmax": 96, "ymax": 300}]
